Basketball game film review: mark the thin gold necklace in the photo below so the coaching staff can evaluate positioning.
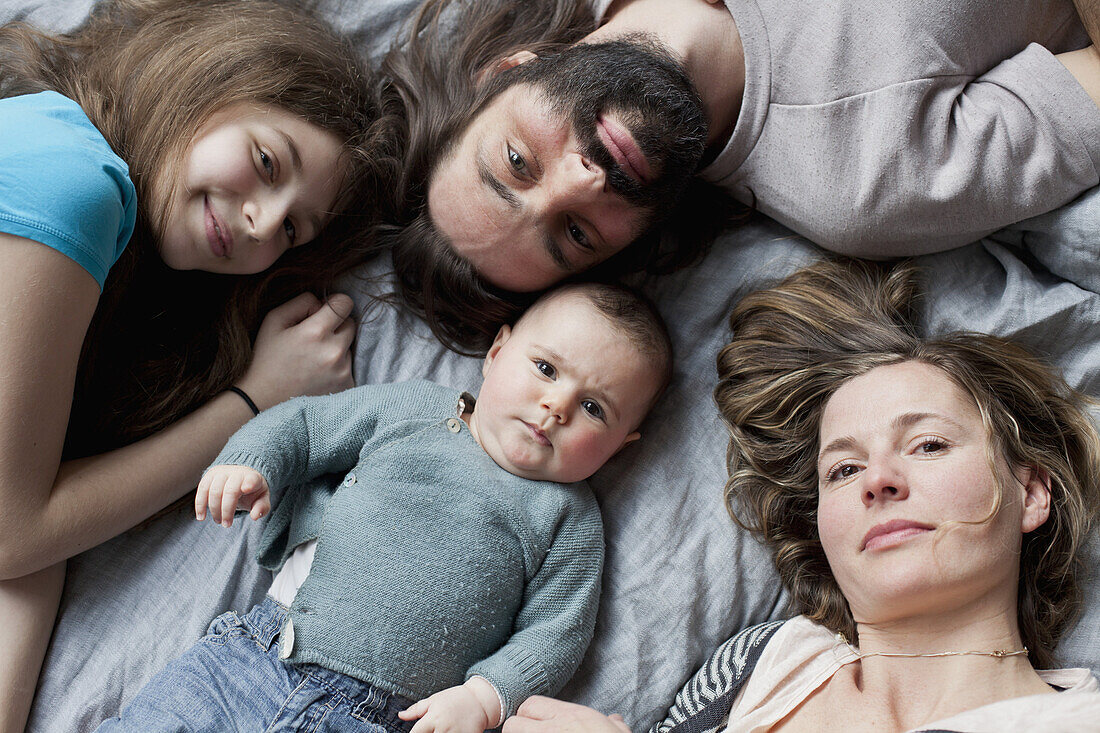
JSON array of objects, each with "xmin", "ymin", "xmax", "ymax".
[{"xmin": 836, "ymin": 633, "xmax": 1028, "ymax": 660}]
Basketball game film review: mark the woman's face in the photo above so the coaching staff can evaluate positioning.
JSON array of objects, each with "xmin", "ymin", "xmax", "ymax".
[
  {"xmin": 153, "ymin": 103, "xmax": 346, "ymax": 274},
  {"xmin": 815, "ymin": 360, "xmax": 1050, "ymax": 625}
]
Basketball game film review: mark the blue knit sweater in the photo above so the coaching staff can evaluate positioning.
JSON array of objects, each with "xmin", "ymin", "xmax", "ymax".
[{"xmin": 211, "ymin": 380, "xmax": 604, "ymax": 716}]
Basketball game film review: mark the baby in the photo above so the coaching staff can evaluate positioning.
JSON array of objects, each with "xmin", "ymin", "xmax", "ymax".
[{"xmin": 98, "ymin": 282, "xmax": 671, "ymax": 733}]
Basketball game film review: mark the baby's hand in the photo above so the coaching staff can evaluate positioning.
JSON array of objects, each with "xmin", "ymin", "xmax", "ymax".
[
  {"xmin": 195, "ymin": 465, "xmax": 270, "ymax": 527},
  {"xmin": 398, "ymin": 678, "xmax": 501, "ymax": 733}
]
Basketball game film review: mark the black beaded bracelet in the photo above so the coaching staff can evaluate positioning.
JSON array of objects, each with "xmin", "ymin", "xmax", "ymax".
[{"xmin": 226, "ymin": 386, "xmax": 260, "ymax": 416}]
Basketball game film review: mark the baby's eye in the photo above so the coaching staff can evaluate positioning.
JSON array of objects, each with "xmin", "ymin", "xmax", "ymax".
[
  {"xmin": 535, "ymin": 360, "xmax": 556, "ymax": 379},
  {"xmin": 258, "ymin": 149, "xmax": 275, "ymax": 180},
  {"xmin": 283, "ymin": 218, "xmax": 296, "ymax": 245},
  {"xmin": 581, "ymin": 399, "xmax": 604, "ymax": 420},
  {"xmin": 507, "ymin": 146, "xmax": 529, "ymax": 176}
]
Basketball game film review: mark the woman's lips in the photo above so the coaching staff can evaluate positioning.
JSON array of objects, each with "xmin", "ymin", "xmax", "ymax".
[
  {"xmin": 204, "ymin": 196, "xmax": 232, "ymax": 258},
  {"xmin": 596, "ymin": 115, "xmax": 652, "ymax": 184},
  {"xmin": 524, "ymin": 421, "xmax": 551, "ymax": 447},
  {"xmin": 861, "ymin": 520, "xmax": 934, "ymax": 551}
]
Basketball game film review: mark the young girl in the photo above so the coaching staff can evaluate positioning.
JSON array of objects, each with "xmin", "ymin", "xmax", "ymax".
[{"xmin": 0, "ymin": 1, "xmax": 391, "ymax": 729}]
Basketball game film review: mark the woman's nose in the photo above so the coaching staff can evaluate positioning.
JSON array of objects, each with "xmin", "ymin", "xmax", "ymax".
[{"xmin": 860, "ymin": 459, "xmax": 910, "ymax": 507}]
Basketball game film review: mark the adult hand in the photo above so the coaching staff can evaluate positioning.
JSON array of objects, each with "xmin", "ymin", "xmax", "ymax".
[
  {"xmin": 237, "ymin": 292, "xmax": 356, "ymax": 410},
  {"xmin": 502, "ymin": 697, "xmax": 632, "ymax": 733}
]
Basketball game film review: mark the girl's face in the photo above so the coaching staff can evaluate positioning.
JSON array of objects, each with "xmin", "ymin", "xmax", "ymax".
[
  {"xmin": 154, "ymin": 103, "xmax": 346, "ymax": 273},
  {"xmin": 815, "ymin": 360, "xmax": 1050, "ymax": 625}
]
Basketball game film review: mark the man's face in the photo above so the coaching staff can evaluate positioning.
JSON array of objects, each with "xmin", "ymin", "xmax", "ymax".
[{"xmin": 429, "ymin": 40, "xmax": 707, "ymax": 291}]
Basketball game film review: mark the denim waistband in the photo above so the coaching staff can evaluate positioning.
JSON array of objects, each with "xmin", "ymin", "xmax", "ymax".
[{"xmin": 245, "ymin": 597, "xmax": 415, "ymax": 730}]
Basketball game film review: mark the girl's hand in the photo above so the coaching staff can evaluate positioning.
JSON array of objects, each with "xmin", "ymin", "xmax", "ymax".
[
  {"xmin": 237, "ymin": 292, "xmax": 356, "ymax": 410},
  {"xmin": 502, "ymin": 697, "xmax": 632, "ymax": 733},
  {"xmin": 195, "ymin": 465, "xmax": 270, "ymax": 527}
]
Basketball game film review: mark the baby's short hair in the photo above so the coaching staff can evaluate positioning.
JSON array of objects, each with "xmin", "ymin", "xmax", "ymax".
[{"xmin": 523, "ymin": 282, "xmax": 674, "ymax": 407}]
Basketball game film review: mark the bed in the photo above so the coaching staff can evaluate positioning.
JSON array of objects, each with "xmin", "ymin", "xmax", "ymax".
[{"xmin": 5, "ymin": 1, "xmax": 1098, "ymax": 730}]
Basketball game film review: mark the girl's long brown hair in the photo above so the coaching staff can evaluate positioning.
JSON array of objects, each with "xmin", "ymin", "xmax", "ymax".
[
  {"xmin": 715, "ymin": 259, "xmax": 1100, "ymax": 667},
  {"xmin": 0, "ymin": 0, "xmax": 399, "ymax": 457}
]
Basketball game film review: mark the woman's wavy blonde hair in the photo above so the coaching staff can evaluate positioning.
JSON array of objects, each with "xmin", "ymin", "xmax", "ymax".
[{"xmin": 715, "ymin": 259, "xmax": 1100, "ymax": 668}]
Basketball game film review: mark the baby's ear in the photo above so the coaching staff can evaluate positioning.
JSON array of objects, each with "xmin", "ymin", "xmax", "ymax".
[
  {"xmin": 1020, "ymin": 465, "xmax": 1052, "ymax": 534},
  {"xmin": 616, "ymin": 431, "xmax": 641, "ymax": 454},
  {"xmin": 477, "ymin": 50, "xmax": 538, "ymax": 85},
  {"xmin": 482, "ymin": 324, "xmax": 512, "ymax": 378}
]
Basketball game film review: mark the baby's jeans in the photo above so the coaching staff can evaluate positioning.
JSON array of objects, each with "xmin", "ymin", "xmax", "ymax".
[{"xmin": 96, "ymin": 597, "xmax": 414, "ymax": 733}]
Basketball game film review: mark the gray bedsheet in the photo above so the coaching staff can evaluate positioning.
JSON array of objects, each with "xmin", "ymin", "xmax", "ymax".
[{"xmin": 4, "ymin": 0, "xmax": 1098, "ymax": 730}]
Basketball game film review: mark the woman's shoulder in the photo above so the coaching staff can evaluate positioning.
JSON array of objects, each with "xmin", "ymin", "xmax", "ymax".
[
  {"xmin": 919, "ymin": 668, "xmax": 1100, "ymax": 733},
  {"xmin": 0, "ymin": 90, "xmax": 137, "ymax": 288}
]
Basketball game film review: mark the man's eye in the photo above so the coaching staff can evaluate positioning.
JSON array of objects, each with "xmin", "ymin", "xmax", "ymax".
[
  {"xmin": 535, "ymin": 360, "xmax": 555, "ymax": 378},
  {"xmin": 567, "ymin": 220, "xmax": 592, "ymax": 250},
  {"xmin": 283, "ymin": 218, "xmax": 296, "ymax": 245},
  {"xmin": 508, "ymin": 146, "xmax": 528, "ymax": 175},
  {"xmin": 258, "ymin": 149, "xmax": 275, "ymax": 180},
  {"xmin": 582, "ymin": 399, "xmax": 604, "ymax": 420}
]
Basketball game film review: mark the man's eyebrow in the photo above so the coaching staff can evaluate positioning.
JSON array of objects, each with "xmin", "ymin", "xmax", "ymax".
[
  {"xmin": 476, "ymin": 147, "xmax": 520, "ymax": 209},
  {"xmin": 543, "ymin": 231, "xmax": 570, "ymax": 271},
  {"xmin": 277, "ymin": 129, "xmax": 302, "ymax": 175}
]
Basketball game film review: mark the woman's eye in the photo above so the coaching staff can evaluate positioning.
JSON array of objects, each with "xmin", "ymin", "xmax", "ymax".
[
  {"xmin": 827, "ymin": 463, "xmax": 860, "ymax": 482},
  {"xmin": 567, "ymin": 221, "xmax": 592, "ymax": 250},
  {"xmin": 283, "ymin": 218, "xmax": 296, "ymax": 245},
  {"xmin": 582, "ymin": 399, "xmax": 604, "ymax": 420},
  {"xmin": 507, "ymin": 146, "xmax": 528, "ymax": 176},
  {"xmin": 535, "ymin": 360, "xmax": 556, "ymax": 379},
  {"xmin": 259, "ymin": 149, "xmax": 275, "ymax": 180},
  {"xmin": 919, "ymin": 439, "xmax": 946, "ymax": 454}
]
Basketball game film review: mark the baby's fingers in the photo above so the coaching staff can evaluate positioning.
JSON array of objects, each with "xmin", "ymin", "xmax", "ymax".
[
  {"xmin": 398, "ymin": 700, "xmax": 429, "ymax": 722},
  {"xmin": 205, "ymin": 473, "xmax": 230, "ymax": 525},
  {"xmin": 195, "ymin": 474, "xmax": 212, "ymax": 521},
  {"xmin": 248, "ymin": 493, "xmax": 271, "ymax": 521},
  {"xmin": 220, "ymin": 475, "xmax": 244, "ymax": 528}
]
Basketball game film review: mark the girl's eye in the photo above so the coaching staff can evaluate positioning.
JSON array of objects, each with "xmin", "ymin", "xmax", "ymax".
[
  {"xmin": 507, "ymin": 146, "xmax": 529, "ymax": 176},
  {"xmin": 259, "ymin": 149, "xmax": 275, "ymax": 180},
  {"xmin": 535, "ymin": 360, "xmax": 556, "ymax": 379},
  {"xmin": 567, "ymin": 220, "xmax": 593, "ymax": 250},
  {"xmin": 283, "ymin": 218, "xmax": 296, "ymax": 245},
  {"xmin": 582, "ymin": 399, "xmax": 604, "ymax": 420},
  {"xmin": 826, "ymin": 463, "xmax": 860, "ymax": 483}
]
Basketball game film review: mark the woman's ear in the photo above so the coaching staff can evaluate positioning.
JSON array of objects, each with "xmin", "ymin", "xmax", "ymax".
[
  {"xmin": 1020, "ymin": 465, "xmax": 1052, "ymax": 533},
  {"xmin": 476, "ymin": 50, "xmax": 538, "ymax": 85},
  {"xmin": 482, "ymin": 324, "xmax": 512, "ymax": 378}
]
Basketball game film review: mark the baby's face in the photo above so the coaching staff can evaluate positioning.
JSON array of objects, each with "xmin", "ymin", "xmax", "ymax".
[{"xmin": 468, "ymin": 292, "xmax": 661, "ymax": 483}]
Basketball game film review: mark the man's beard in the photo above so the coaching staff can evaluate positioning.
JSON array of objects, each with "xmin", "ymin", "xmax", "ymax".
[{"xmin": 496, "ymin": 37, "xmax": 708, "ymax": 220}]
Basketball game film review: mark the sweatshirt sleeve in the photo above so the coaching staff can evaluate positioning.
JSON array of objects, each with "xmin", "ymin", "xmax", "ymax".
[
  {"xmin": 465, "ymin": 499, "xmax": 605, "ymax": 718},
  {"xmin": 747, "ymin": 43, "xmax": 1100, "ymax": 257}
]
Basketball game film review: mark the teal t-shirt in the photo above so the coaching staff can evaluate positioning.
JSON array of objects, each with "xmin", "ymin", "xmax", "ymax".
[{"xmin": 0, "ymin": 90, "xmax": 137, "ymax": 289}]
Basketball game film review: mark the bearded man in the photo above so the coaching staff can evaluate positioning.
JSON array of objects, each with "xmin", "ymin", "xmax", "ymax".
[{"xmin": 380, "ymin": 0, "xmax": 1100, "ymax": 344}]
